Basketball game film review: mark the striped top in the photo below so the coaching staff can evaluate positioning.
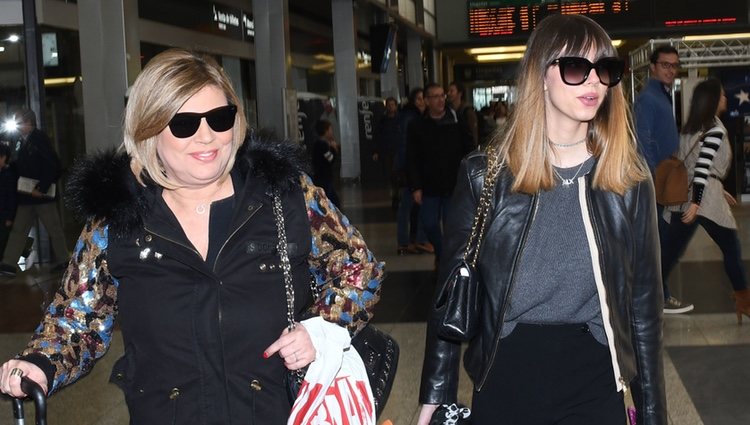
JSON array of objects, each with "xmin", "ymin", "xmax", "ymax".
[{"xmin": 691, "ymin": 124, "xmax": 724, "ymax": 205}]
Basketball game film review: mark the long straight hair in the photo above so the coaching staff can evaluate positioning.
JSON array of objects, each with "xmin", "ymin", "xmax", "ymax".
[
  {"xmin": 682, "ymin": 78, "xmax": 722, "ymax": 135},
  {"xmin": 490, "ymin": 14, "xmax": 648, "ymax": 195}
]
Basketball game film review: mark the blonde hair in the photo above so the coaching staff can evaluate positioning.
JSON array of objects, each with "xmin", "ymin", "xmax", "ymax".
[
  {"xmin": 490, "ymin": 14, "xmax": 647, "ymax": 195},
  {"xmin": 123, "ymin": 48, "xmax": 247, "ymax": 188}
]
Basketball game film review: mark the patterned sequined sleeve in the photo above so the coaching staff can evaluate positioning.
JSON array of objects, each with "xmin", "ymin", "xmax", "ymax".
[
  {"xmin": 20, "ymin": 220, "xmax": 118, "ymax": 394},
  {"xmin": 301, "ymin": 174, "xmax": 385, "ymax": 334}
]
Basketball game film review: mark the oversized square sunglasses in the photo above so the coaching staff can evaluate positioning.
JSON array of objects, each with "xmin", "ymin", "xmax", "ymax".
[
  {"xmin": 167, "ymin": 104, "xmax": 237, "ymax": 138},
  {"xmin": 550, "ymin": 56, "xmax": 625, "ymax": 88}
]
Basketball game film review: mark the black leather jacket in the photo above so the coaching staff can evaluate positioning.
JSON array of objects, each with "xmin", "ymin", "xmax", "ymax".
[{"xmin": 419, "ymin": 151, "xmax": 667, "ymax": 425}]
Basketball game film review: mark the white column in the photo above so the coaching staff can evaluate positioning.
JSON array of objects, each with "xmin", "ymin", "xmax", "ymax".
[
  {"xmin": 77, "ymin": 0, "xmax": 128, "ymax": 152},
  {"xmin": 406, "ymin": 29, "xmax": 424, "ymax": 90},
  {"xmin": 253, "ymin": 0, "xmax": 292, "ymax": 137},
  {"xmin": 332, "ymin": 0, "xmax": 360, "ymax": 179}
]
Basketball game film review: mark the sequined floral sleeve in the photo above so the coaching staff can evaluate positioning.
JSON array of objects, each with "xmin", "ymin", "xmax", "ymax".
[
  {"xmin": 301, "ymin": 175, "xmax": 384, "ymax": 334},
  {"xmin": 20, "ymin": 220, "xmax": 118, "ymax": 394}
]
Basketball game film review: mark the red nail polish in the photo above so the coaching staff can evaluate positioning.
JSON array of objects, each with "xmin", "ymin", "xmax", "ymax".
[{"xmin": 263, "ymin": 352, "xmax": 269, "ymax": 359}]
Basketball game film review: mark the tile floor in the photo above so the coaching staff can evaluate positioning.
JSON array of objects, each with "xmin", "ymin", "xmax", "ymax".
[{"xmin": 1, "ymin": 183, "xmax": 750, "ymax": 424}]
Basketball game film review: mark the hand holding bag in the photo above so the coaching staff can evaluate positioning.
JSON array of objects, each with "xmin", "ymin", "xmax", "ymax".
[
  {"xmin": 271, "ymin": 190, "xmax": 398, "ymax": 421},
  {"xmin": 434, "ymin": 151, "xmax": 501, "ymax": 341}
]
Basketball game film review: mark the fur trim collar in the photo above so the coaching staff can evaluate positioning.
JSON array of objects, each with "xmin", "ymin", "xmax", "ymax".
[{"xmin": 65, "ymin": 131, "xmax": 309, "ymax": 239}]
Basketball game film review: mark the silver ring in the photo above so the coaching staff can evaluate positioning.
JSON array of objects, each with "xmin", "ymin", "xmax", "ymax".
[{"xmin": 9, "ymin": 368, "xmax": 23, "ymax": 378}]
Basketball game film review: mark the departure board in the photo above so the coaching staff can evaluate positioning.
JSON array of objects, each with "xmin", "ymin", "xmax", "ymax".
[
  {"xmin": 468, "ymin": 1, "xmax": 638, "ymax": 38},
  {"xmin": 468, "ymin": 0, "xmax": 749, "ymax": 39}
]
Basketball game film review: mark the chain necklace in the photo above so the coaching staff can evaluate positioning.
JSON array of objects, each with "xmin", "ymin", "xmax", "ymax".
[
  {"xmin": 549, "ymin": 137, "xmax": 586, "ymax": 148},
  {"xmin": 553, "ymin": 158, "xmax": 589, "ymax": 187}
]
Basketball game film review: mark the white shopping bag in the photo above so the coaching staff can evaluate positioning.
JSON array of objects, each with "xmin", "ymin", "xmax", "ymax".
[{"xmin": 288, "ymin": 317, "xmax": 376, "ymax": 425}]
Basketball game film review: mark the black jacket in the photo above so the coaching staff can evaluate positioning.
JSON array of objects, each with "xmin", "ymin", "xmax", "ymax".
[
  {"xmin": 407, "ymin": 110, "xmax": 475, "ymax": 197},
  {"xmin": 22, "ymin": 136, "xmax": 383, "ymax": 425},
  {"xmin": 419, "ymin": 151, "xmax": 666, "ymax": 425}
]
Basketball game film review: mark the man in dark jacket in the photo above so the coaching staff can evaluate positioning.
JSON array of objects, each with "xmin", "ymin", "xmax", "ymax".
[
  {"xmin": 407, "ymin": 83, "xmax": 475, "ymax": 259},
  {"xmin": 0, "ymin": 109, "xmax": 68, "ymax": 276}
]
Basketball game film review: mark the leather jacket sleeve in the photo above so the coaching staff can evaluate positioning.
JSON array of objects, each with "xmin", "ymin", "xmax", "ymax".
[
  {"xmin": 626, "ymin": 178, "xmax": 667, "ymax": 425},
  {"xmin": 419, "ymin": 153, "xmax": 485, "ymax": 404}
]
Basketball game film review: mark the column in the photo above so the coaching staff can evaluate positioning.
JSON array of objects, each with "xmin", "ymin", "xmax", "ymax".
[
  {"xmin": 222, "ymin": 56, "xmax": 245, "ymax": 113},
  {"xmin": 77, "ymin": 0, "xmax": 129, "ymax": 152},
  {"xmin": 380, "ymin": 29, "xmax": 399, "ymax": 100},
  {"xmin": 406, "ymin": 29, "xmax": 424, "ymax": 91},
  {"xmin": 22, "ymin": 0, "xmax": 44, "ymax": 127},
  {"xmin": 331, "ymin": 0, "xmax": 360, "ymax": 179},
  {"xmin": 253, "ymin": 0, "xmax": 292, "ymax": 137},
  {"xmin": 123, "ymin": 0, "xmax": 141, "ymax": 86}
]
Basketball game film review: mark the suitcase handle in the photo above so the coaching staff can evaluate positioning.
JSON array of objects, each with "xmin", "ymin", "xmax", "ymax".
[{"xmin": 11, "ymin": 377, "xmax": 47, "ymax": 425}]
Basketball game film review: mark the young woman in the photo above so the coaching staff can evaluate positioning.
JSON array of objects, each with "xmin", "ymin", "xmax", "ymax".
[
  {"xmin": 418, "ymin": 14, "xmax": 665, "ymax": 425},
  {"xmin": 0, "ymin": 49, "xmax": 383, "ymax": 424},
  {"xmin": 661, "ymin": 78, "xmax": 750, "ymax": 323}
]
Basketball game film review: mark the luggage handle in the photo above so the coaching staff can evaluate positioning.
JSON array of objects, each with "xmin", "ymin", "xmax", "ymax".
[{"xmin": 11, "ymin": 377, "xmax": 47, "ymax": 425}]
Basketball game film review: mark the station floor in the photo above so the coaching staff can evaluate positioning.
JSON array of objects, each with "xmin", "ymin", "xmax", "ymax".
[{"xmin": 1, "ymin": 182, "xmax": 749, "ymax": 424}]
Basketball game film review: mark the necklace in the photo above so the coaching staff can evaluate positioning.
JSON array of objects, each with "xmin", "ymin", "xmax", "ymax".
[
  {"xmin": 195, "ymin": 203, "xmax": 208, "ymax": 215},
  {"xmin": 549, "ymin": 137, "xmax": 586, "ymax": 148},
  {"xmin": 553, "ymin": 158, "xmax": 589, "ymax": 187}
]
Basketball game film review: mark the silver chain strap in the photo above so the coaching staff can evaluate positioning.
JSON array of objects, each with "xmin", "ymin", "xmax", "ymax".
[
  {"xmin": 272, "ymin": 190, "xmax": 297, "ymax": 331},
  {"xmin": 463, "ymin": 148, "xmax": 502, "ymax": 267}
]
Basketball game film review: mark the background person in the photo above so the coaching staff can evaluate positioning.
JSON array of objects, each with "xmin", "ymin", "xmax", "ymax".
[
  {"xmin": 0, "ymin": 143, "xmax": 17, "ymax": 256},
  {"xmin": 395, "ymin": 88, "xmax": 431, "ymax": 255},
  {"xmin": 418, "ymin": 14, "xmax": 665, "ymax": 425},
  {"xmin": 0, "ymin": 49, "xmax": 383, "ymax": 424},
  {"xmin": 634, "ymin": 45, "xmax": 693, "ymax": 314},
  {"xmin": 447, "ymin": 81, "xmax": 479, "ymax": 148},
  {"xmin": 0, "ymin": 109, "xmax": 67, "ymax": 277},
  {"xmin": 407, "ymin": 83, "xmax": 475, "ymax": 261},
  {"xmin": 661, "ymin": 78, "xmax": 750, "ymax": 323},
  {"xmin": 373, "ymin": 96, "xmax": 401, "ymax": 210},
  {"xmin": 311, "ymin": 118, "xmax": 341, "ymax": 208}
]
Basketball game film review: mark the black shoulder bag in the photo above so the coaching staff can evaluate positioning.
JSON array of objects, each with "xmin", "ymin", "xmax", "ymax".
[
  {"xmin": 434, "ymin": 151, "xmax": 501, "ymax": 342},
  {"xmin": 271, "ymin": 191, "xmax": 398, "ymax": 417}
]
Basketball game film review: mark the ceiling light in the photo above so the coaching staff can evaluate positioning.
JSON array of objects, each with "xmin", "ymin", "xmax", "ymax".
[
  {"xmin": 314, "ymin": 54, "xmax": 335, "ymax": 62},
  {"xmin": 476, "ymin": 53, "xmax": 525, "ymax": 62},
  {"xmin": 44, "ymin": 77, "xmax": 77, "ymax": 86},
  {"xmin": 467, "ymin": 45, "xmax": 526, "ymax": 55},
  {"xmin": 0, "ymin": 46, "xmax": 5, "ymax": 53},
  {"xmin": 7, "ymin": 34, "xmax": 20, "ymax": 43},
  {"xmin": 611, "ymin": 40, "xmax": 623, "ymax": 47},
  {"xmin": 683, "ymin": 32, "xmax": 750, "ymax": 41}
]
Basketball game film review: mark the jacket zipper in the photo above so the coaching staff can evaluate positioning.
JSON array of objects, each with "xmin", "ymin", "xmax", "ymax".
[
  {"xmin": 212, "ymin": 204, "xmax": 262, "ymax": 273},
  {"xmin": 579, "ymin": 177, "xmax": 628, "ymax": 394},
  {"xmin": 477, "ymin": 192, "xmax": 539, "ymax": 390}
]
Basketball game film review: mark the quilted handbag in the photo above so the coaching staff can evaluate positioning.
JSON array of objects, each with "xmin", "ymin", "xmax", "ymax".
[{"xmin": 434, "ymin": 151, "xmax": 501, "ymax": 342}]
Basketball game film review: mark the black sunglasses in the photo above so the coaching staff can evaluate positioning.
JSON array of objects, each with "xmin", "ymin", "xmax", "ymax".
[
  {"xmin": 550, "ymin": 57, "xmax": 625, "ymax": 88},
  {"xmin": 168, "ymin": 104, "xmax": 237, "ymax": 138}
]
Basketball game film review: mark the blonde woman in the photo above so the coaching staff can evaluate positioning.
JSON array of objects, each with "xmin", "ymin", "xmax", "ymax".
[
  {"xmin": 419, "ymin": 15, "xmax": 665, "ymax": 425},
  {"xmin": 0, "ymin": 49, "xmax": 383, "ymax": 424}
]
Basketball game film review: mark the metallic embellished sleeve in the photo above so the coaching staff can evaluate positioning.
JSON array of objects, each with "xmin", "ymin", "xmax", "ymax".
[
  {"xmin": 20, "ymin": 220, "xmax": 118, "ymax": 394},
  {"xmin": 301, "ymin": 175, "xmax": 384, "ymax": 334}
]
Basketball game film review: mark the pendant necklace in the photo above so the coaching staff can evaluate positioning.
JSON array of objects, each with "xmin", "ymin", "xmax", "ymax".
[
  {"xmin": 195, "ymin": 203, "xmax": 208, "ymax": 215},
  {"xmin": 553, "ymin": 158, "xmax": 588, "ymax": 187},
  {"xmin": 549, "ymin": 137, "xmax": 586, "ymax": 148}
]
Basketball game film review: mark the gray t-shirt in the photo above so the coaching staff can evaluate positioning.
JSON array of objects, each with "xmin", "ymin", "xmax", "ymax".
[{"xmin": 500, "ymin": 156, "xmax": 607, "ymax": 345}]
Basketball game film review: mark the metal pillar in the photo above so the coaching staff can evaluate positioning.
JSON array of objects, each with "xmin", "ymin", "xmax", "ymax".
[
  {"xmin": 254, "ymin": 0, "xmax": 292, "ymax": 137},
  {"xmin": 406, "ymin": 29, "xmax": 423, "ymax": 91},
  {"xmin": 331, "ymin": 0, "xmax": 360, "ymax": 179},
  {"xmin": 77, "ymin": 0, "xmax": 128, "ymax": 152},
  {"xmin": 21, "ymin": 0, "xmax": 44, "ymax": 127}
]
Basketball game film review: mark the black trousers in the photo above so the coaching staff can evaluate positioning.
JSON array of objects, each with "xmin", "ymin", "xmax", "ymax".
[{"xmin": 471, "ymin": 323, "xmax": 625, "ymax": 425}]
